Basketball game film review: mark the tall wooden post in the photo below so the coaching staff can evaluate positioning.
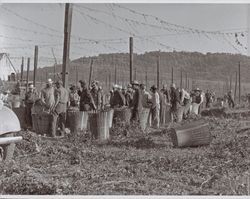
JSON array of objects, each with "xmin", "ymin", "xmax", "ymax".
[
  {"xmin": 180, "ymin": 68, "xmax": 183, "ymax": 89},
  {"xmin": 157, "ymin": 54, "xmax": 160, "ymax": 89},
  {"xmin": 75, "ymin": 65, "xmax": 78, "ymax": 85},
  {"xmin": 109, "ymin": 72, "xmax": 111, "ymax": 90},
  {"xmin": 171, "ymin": 67, "xmax": 173, "ymax": 84},
  {"xmin": 235, "ymin": 71, "xmax": 238, "ymax": 102},
  {"xmin": 88, "ymin": 59, "xmax": 93, "ymax": 87},
  {"xmin": 145, "ymin": 70, "xmax": 148, "ymax": 89},
  {"xmin": 20, "ymin": 57, "xmax": 24, "ymax": 86},
  {"xmin": 229, "ymin": 74, "xmax": 232, "ymax": 91},
  {"xmin": 129, "ymin": 37, "xmax": 133, "ymax": 83},
  {"xmin": 115, "ymin": 65, "xmax": 117, "ymax": 84},
  {"xmin": 26, "ymin": 58, "xmax": 30, "ymax": 92},
  {"xmin": 238, "ymin": 62, "xmax": 241, "ymax": 103},
  {"xmin": 62, "ymin": 3, "xmax": 73, "ymax": 88},
  {"xmin": 185, "ymin": 72, "xmax": 188, "ymax": 89},
  {"xmin": 33, "ymin": 45, "xmax": 38, "ymax": 87},
  {"xmin": 134, "ymin": 67, "xmax": 137, "ymax": 81}
]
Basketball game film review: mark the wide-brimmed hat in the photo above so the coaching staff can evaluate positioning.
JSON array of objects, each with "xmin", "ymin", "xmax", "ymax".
[
  {"xmin": 127, "ymin": 83, "xmax": 132, "ymax": 88},
  {"xmin": 194, "ymin": 88, "xmax": 201, "ymax": 92},
  {"xmin": 55, "ymin": 80, "xmax": 63, "ymax": 85},
  {"xmin": 29, "ymin": 84, "xmax": 34, "ymax": 89},
  {"xmin": 113, "ymin": 84, "xmax": 118, "ymax": 89},
  {"xmin": 47, "ymin": 78, "xmax": 53, "ymax": 84},
  {"xmin": 131, "ymin": 80, "xmax": 139, "ymax": 85},
  {"xmin": 170, "ymin": 83, "xmax": 176, "ymax": 88}
]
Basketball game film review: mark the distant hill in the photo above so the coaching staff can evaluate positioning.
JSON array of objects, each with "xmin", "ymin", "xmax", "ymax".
[{"xmin": 25, "ymin": 51, "xmax": 250, "ymax": 95}]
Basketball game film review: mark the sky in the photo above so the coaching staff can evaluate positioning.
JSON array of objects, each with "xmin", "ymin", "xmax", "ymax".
[{"xmin": 0, "ymin": 3, "xmax": 249, "ymax": 71}]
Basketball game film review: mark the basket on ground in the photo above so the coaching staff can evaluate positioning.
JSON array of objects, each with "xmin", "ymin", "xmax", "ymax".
[
  {"xmin": 139, "ymin": 108, "xmax": 150, "ymax": 131},
  {"xmin": 32, "ymin": 112, "xmax": 51, "ymax": 136},
  {"xmin": 89, "ymin": 110, "xmax": 110, "ymax": 141},
  {"xmin": 113, "ymin": 107, "xmax": 131, "ymax": 125},
  {"xmin": 12, "ymin": 107, "xmax": 26, "ymax": 129},
  {"xmin": 169, "ymin": 120, "xmax": 212, "ymax": 148}
]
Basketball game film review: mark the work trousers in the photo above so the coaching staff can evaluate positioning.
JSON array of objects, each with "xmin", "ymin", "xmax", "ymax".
[
  {"xmin": 25, "ymin": 103, "xmax": 33, "ymax": 128},
  {"xmin": 151, "ymin": 106, "xmax": 160, "ymax": 128},
  {"xmin": 50, "ymin": 103, "xmax": 67, "ymax": 137}
]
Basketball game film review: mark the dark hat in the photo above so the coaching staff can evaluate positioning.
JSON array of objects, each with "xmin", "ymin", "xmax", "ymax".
[
  {"xmin": 55, "ymin": 80, "xmax": 63, "ymax": 85},
  {"xmin": 150, "ymin": 85, "xmax": 157, "ymax": 90},
  {"xmin": 70, "ymin": 85, "xmax": 77, "ymax": 91}
]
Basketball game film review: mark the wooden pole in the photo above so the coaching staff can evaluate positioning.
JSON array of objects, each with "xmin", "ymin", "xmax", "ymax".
[
  {"xmin": 129, "ymin": 37, "xmax": 133, "ymax": 83},
  {"xmin": 185, "ymin": 72, "xmax": 188, "ymax": 90},
  {"xmin": 62, "ymin": 3, "xmax": 73, "ymax": 88},
  {"xmin": 26, "ymin": 58, "xmax": 30, "ymax": 92},
  {"xmin": 33, "ymin": 45, "xmax": 38, "ymax": 87},
  {"xmin": 20, "ymin": 57, "xmax": 24, "ymax": 86},
  {"xmin": 75, "ymin": 65, "xmax": 78, "ymax": 85},
  {"xmin": 88, "ymin": 59, "xmax": 94, "ymax": 87},
  {"xmin": 109, "ymin": 72, "xmax": 111, "ymax": 90},
  {"xmin": 115, "ymin": 65, "xmax": 117, "ymax": 84},
  {"xmin": 157, "ymin": 54, "xmax": 160, "ymax": 89},
  {"xmin": 180, "ymin": 68, "xmax": 183, "ymax": 89},
  {"xmin": 229, "ymin": 74, "xmax": 232, "ymax": 91},
  {"xmin": 171, "ymin": 67, "xmax": 173, "ymax": 84},
  {"xmin": 145, "ymin": 70, "xmax": 148, "ymax": 89},
  {"xmin": 238, "ymin": 62, "xmax": 241, "ymax": 103},
  {"xmin": 134, "ymin": 67, "xmax": 137, "ymax": 80},
  {"xmin": 234, "ymin": 71, "xmax": 238, "ymax": 102}
]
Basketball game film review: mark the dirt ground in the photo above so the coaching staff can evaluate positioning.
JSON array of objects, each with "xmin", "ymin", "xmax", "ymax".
[{"xmin": 0, "ymin": 116, "xmax": 249, "ymax": 195}]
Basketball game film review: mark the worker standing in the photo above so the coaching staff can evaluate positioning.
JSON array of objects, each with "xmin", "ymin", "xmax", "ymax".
[
  {"xmin": 51, "ymin": 80, "xmax": 69, "ymax": 137},
  {"xmin": 110, "ymin": 84, "xmax": 125, "ymax": 108},
  {"xmin": 40, "ymin": 79, "xmax": 55, "ymax": 113},
  {"xmin": 90, "ymin": 81, "xmax": 102, "ymax": 111},
  {"xmin": 227, "ymin": 90, "xmax": 235, "ymax": 108},
  {"xmin": 150, "ymin": 85, "xmax": 160, "ymax": 128},
  {"xmin": 131, "ymin": 80, "xmax": 143, "ymax": 124},
  {"xmin": 24, "ymin": 84, "xmax": 38, "ymax": 129},
  {"xmin": 170, "ymin": 83, "xmax": 181, "ymax": 122},
  {"xmin": 69, "ymin": 85, "xmax": 80, "ymax": 108},
  {"xmin": 78, "ymin": 80, "xmax": 96, "ymax": 111},
  {"xmin": 180, "ymin": 88, "xmax": 191, "ymax": 119},
  {"xmin": 159, "ymin": 84, "xmax": 170, "ymax": 125},
  {"xmin": 125, "ymin": 84, "xmax": 133, "ymax": 107}
]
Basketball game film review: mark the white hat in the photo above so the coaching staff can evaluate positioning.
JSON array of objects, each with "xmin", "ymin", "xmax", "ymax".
[
  {"xmin": 29, "ymin": 84, "xmax": 34, "ymax": 89},
  {"xmin": 47, "ymin": 78, "xmax": 53, "ymax": 84}
]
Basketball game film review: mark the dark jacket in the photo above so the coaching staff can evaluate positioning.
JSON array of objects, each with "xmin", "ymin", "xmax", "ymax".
[
  {"xmin": 110, "ymin": 90, "xmax": 125, "ymax": 108},
  {"xmin": 78, "ymin": 89, "xmax": 95, "ymax": 111}
]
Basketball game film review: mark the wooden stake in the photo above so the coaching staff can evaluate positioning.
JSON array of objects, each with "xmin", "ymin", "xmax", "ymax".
[
  {"xmin": 62, "ymin": 3, "xmax": 73, "ymax": 88},
  {"xmin": 20, "ymin": 57, "xmax": 24, "ymax": 86},
  {"xmin": 115, "ymin": 65, "xmax": 117, "ymax": 84},
  {"xmin": 129, "ymin": 37, "xmax": 133, "ymax": 83},
  {"xmin": 180, "ymin": 68, "xmax": 183, "ymax": 89},
  {"xmin": 171, "ymin": 67, "xmax": 173, "ymax": 84},
  {"xmin": 26, "ymin": 58, "xmax": 30, "ymax": 92},
  {"xmin": 88, "ymin": 59, "xmax": 94, "ymax": 87},
  {"xmin": 234, "ymin": 71, "xmax": 238, "ymax": 102},
  {"xmin": 185, "ymin": 72, "xmax": 188, "ymax": 90},
  {"xmin": 157, "ymin": 54, "xmax": 160, "ymax": 89},
  {"xmin": 33, "ymin": 45, "xmax": 38, "ymax": 87},
  {"xmin": 238, "ymin": 62, "xmax": 241, "ymax": 103}
]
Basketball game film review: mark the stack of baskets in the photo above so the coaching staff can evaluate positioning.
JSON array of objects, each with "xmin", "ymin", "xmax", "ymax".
[{"xmin": 139, "ymin": 108, "xmax": 150, "ymax": 131}]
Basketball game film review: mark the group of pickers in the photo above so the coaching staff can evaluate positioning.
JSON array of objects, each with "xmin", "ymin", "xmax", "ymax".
[{"xmin": 0, "ymin": 78, "xmax": 236, "ymax": 137}]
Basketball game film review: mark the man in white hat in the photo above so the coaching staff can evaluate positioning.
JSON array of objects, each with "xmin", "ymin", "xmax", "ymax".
[
  {"xmin": 40, "ymin": 78, "xmax": 55, "ymax": 112},
  {"xmin": 131, "ymin": 80, "xmax": 143, "ymax": 123},
  {"xmin": 25, "ymin": 83, "xmax": 38, "ymax": 129}
]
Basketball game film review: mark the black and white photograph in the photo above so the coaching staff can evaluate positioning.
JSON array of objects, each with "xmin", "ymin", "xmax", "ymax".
[{"xmin": 0, "ymin": 0, "xmax": 249, "ymax": 196}]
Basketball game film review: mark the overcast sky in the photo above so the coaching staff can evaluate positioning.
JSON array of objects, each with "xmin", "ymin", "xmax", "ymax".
[{"xmin": 0, "ymin": 3, "xmax": 249, "ymax": 71}]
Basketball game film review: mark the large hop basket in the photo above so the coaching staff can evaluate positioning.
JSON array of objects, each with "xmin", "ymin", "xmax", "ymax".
[
  {"xmin": 88, "ymin": 110, "xmax": 111, "ymax": 141},
  {"xmin": 11, "ymin": 95, "xmax": 21, "ymax": 108},
  {"xmin": 32, "ymin": 112, "xmax": 52, "ymax": 136},
  {"xmin": 113, "ymin": 107, "xmax": 131, "ymax": 126},
  {"xmin": 66, "ymin": 107, "xmax": 89, "ymax": 134},
  {"xmin": 12, "ymin": 107, "xmax": 26, "ymax": 129},
  {"xmin": 139, "ymin": 108, "xmax": 150, "ymax": 131}
]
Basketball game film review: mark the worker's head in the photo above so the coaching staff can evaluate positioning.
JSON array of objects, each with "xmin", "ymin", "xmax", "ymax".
[
  {"xmin": 70, "ymin": 85, "xmax": 77, "ymax": 93},
  {"xmin": 162, "ymin": 84, "xmax": 168, "ymax": 90},
  {"xmin": 79, "ymin": 80, "xmax": 87, "ymax": 89},
  {"xmin": 46, "ymin": 78, "xmax": 53, "ymax": 87},
  {"xmin": 28, "ymin": 84, "xmax": 34, "ymax": 91},
  {"xmin": 150, "ymin": 85, "xmax": 157, "ymax": 93},
  {"xmin": 55, "ymin": 80, "xmax": 63, "ymax": 88},
  {"xmin": 112, "ymin": 84, "xmax": 118, "ymax": 91},
  {"xmin": 170, "ymin": 83, "xmax": 176, "ymax": 89},
  {"xmin": 140, "ymin": 84, "xmax": 146, "ymax": 91},
  {"xmin": 132, "ymin": 80, "xmax": 140, "ymax": 89}
]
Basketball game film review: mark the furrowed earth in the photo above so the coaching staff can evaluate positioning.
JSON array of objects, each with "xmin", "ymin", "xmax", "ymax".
[{"xmin": 0, "ymin": 116, "xmax": 249, "ymax": 195}]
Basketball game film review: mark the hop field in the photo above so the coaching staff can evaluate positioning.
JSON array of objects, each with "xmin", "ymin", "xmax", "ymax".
[{"xmin": 0, "ymin": 117, "xmax": 249, "ymax": 195}]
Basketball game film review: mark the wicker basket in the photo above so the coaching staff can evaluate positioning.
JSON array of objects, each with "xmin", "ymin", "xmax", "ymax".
[
  {"xmin": 80, "ymin": 111, "xmax": 89, "ymax": 131},
  {"xmin": 12, "ymin": 107, "xmax": 26, "ymax": 129},
  {"xmin": 32, "ymin": 113, "xmax": 51, "ymax": 136},
  {"xmin": 66, "ymin": 109, "xmax": 81, "ymax": 134},
  {"xmin": 11, "ymin": 95, "xmax": 21, "ymax": 108},
  {"xmin": 139, "ymin": 108, "xmax": 150, "ymax": 131},
  {"xmin": 113, "ymin": 107, "xmax": 131, "ymax": 125},
  {"xmin": 89, "ymin": 110, "xmax": 110, "ymax": 141},
  {"xmin": 107, "ymin": 109, "xmax": 114, "ymax": 128},
  {"xmin": 176, "ymin": 106, "xmax": 184, "ymax": 122},
  {"xmin": 169, "ymin": 121, "xmax": 212, "ymax": 148},
  {"xmin": 191, "ymin": 103, "xmax": 200, "ymax": 115}
]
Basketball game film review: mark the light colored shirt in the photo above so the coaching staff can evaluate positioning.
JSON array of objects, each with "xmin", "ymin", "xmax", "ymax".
[
  {"xmin": 40, "ymin": 86, "xmax": 55, "ymax": 109},
  {"xmin": 151, "ymin": 92, "xmax": 160, "ymax": 109},
  {"xmin": 181, "ymin": 89, "xmax": 190, "ymax": 103},
  {"xmin": 141, "ymin": 90, "xmax": 152, "ymax": 107}
]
